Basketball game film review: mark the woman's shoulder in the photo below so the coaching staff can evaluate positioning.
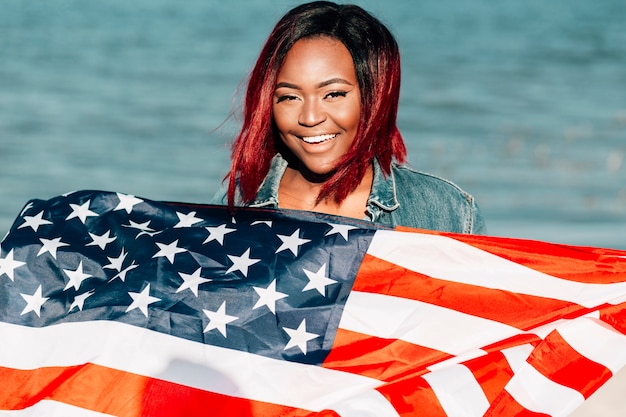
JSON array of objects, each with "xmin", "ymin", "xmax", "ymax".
[
  {"xmin": 391, "ymin": 163, "xmax": 474, "ymax": 202},
  {"xmin": 387, "ymin": 163, "xmax": 486, "ymax": 234}
]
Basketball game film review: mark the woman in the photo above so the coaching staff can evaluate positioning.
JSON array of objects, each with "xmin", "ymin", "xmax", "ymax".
[{"xmin": 213, "ymin": 1, "xmax": 486, "ymax": 234}]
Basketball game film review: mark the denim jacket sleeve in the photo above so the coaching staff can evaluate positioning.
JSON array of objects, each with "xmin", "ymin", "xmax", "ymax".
[{"xmin": 367, "ymin": 163, "xmax": 487, "ymax": 234}]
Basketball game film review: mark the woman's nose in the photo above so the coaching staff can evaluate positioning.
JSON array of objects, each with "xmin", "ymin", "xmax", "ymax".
[{"xmin": 298, "ymin": 100, "xmax": 326, "ymax": 126}]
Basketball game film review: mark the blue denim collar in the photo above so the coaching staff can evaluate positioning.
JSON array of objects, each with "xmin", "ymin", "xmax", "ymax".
[
  {"xmin": 249, "ymin": 154, "xmax": 399, "ymax": 215},
  {"xmin": 367, "ymin": 158, "xmax": 399, "ymax": 212}
]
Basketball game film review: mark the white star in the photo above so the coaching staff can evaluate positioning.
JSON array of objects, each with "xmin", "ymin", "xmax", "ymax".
[
  {"xmin": 109, "ymin": 261, "xmax": 139, "ymax": 283},
  {"xmin": 203, "ymin": 224, "xmax": 236, "ymax": 245},
  {"xmin": 203, "ymin": 301, "xmax": 238, "ymax": 337},
  {"xmin": 114, "ymin": 193, "xmax": 143, "ymax": 214},
  {"xmin": 66, "ymin": 200, "xmax": 98, "ymax": 224},
  {"xmin": 103, "ymin": 248, "xmax": 127, "ymax": 272},
  {"xmin": 325, "ymin": 223, "xmax": 357, "ymax": 241},
  {"xmin": 275, "ymin": 229, "xmax": 311, "ymax": 257},
  {"xmin": 20, "ymin": 285, "xmax": 49, "ymax": 317},
  {"xmin": 253, "ymin": 279, "xmax": 288, "ymax": 314},
  {"xmin": 63, "ymin": 260, "xmax": 92, "ymax": 291},
  {"xmin": 303, "ymin": 264, "xmax": 337, "ymax": 296},
  {"xmin": 18, "ymin": 211, "xmax": 52, "ymax": 232},
  {"xmin": 37, "ymin": 237, "xmax": 69, "ymax": 259},
  {"xmin": 174, "ymin": 211, "xmax": 203, "ymax": 228},
  {"xmin": 177, "ymin": 268, "xmax": 212, "ymax": 297},
  {"xmin": 126, "ymin": 284, "xmax": 161, "ymax": 317},
  {"xmin": 152, "ymin": 240, "xmax": 187, "ymax": 264},
  {"xmin": 86, "ymin": 230, "xmax": 117, "ymax": 250},
  {"xmin": 0, "ymin": 249, "xmax": 25, "ymax": 281},
  {"xmin": 226, "ymin": 248, "xmax": 261, "ymax": 277},
  {"xmin": 283, "ymin": 319, "xmax": 319, "ymax": 355},
  {"xmin": 69, "ymin": 290, "xmax": 95, "ymax": 312},
  {"xmin": 20, "ymin": 202, "xmax": 34, "ymax": 216},
  {"xmin": 123, "ymin": 220, "xmax": 159, "ymax": 238},
  {"xmin": 251, "ymin": 220, "xmax": 272, "ymax": 227}
]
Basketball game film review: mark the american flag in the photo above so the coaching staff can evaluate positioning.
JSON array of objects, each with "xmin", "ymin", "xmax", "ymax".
[{"xmin": 1, "ymin": 190, "xmax": 625, "ymax": 417}]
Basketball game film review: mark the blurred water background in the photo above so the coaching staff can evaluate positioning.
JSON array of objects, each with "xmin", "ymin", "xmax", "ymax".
[{"xmin": 1, "ymin": 0, "xmax": 625, "ymax": 249}]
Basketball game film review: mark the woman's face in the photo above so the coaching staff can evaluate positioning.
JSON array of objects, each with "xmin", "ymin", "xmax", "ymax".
[{"xmin": 273, "ymin": 37, "xmax": 361, "ymax": 177}]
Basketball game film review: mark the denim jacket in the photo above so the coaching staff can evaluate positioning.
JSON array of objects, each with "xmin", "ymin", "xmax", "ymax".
[{"xmin": 211, "ymin": 154, "xmax": 486, "ymax": 234}]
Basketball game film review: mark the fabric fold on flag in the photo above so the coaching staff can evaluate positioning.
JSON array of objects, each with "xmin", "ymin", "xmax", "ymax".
[{"xmin": 1, "ymin": 190, "xmax": 625, "ymax": 417}]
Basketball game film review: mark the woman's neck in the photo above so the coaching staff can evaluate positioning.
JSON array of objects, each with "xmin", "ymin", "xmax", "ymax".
[{"xmin": 278, "ymin": 164, "xmax": 373, "ymax": 219}]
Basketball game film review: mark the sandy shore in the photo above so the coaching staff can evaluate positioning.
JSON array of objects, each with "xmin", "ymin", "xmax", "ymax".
[{"xmin": 569, "ymin": 367, "xmax": 626, "ymax": 416}]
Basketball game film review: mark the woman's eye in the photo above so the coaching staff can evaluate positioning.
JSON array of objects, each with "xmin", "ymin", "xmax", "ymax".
[
  {"xmin": 325, "ymin": 91, "xmax": 348, "ymax": 100},
  {"xmin": 276, "ymin": 95, "xmax": 298, "ymax": 103}
]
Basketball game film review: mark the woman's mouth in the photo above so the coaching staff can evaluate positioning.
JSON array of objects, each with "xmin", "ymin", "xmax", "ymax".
[{"xmin": 300, "ymin": 134, "xmax": 338, "ymax": 144}]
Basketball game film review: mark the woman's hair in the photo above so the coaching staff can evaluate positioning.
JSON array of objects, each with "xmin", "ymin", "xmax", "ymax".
[{"xmin": 226, "ymin": 1, "xmax": 406, "ymax": 207}]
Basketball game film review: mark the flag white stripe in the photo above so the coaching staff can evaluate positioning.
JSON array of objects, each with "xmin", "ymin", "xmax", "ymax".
[
  {"xmin": 332, "ymin": 390, "xmax": 401, "ymax": 417},
  {"xmin": 422, "ymin": 364, "xmax": 490, "ymax": 417},
  {"xmin": 341, "ymin": 290, "xmax": 520, "ymax": 355},
  {"xmin": 500, "ymin": 344, "xmax": 535, "ymax": 373},
  {"xmin": 0, "ymin": 400, "xmax": 115, "ymax": 417},
  {"xmin": 505, "ymin": 363, "xmax": 584, "ymax": 417},
  {"xmin": 0, "ymin": 321, "xmax": 394, "ymax": 416},
  {"xmin": 367, "ymin": 231, "xmax": 626, "ymax": 308},
  {"xmin": 557, "ymin": 317, "xmax": 626, "ymax": 374}
]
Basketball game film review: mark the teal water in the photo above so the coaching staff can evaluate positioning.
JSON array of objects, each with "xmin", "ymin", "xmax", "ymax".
[{"xmin": 1, "ymin": 0, "xmax": 625, "ymax": 248}]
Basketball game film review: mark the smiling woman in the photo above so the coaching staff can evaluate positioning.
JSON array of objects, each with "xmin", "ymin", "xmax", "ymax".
[
  {"xmin": 273, "ymin": 37, "xmax": 368, "ymax": 218},
  {"xmin": 212, "ymin": 1, "xmax": 486, "ymax": 234}
]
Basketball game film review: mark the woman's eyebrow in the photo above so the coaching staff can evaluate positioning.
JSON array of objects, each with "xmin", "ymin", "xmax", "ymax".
[{"xmin": 275, "ymin": 78, "xmax": 354, "ymax": 90}]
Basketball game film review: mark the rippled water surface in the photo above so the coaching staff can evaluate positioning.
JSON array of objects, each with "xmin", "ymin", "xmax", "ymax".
[{"xmin": 1, "ymin": 0, "xmax": 625, "ymax": 248}]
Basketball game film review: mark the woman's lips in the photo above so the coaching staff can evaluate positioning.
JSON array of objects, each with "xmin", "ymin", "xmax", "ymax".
[{"xmin": 299, "ymin": 133, "xmax": 338, "ymax": 144}]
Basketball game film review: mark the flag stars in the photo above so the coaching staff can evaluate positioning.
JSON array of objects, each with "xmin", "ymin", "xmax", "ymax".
[
  {"xmin": 251, "ymin": 220, "xmax": 273, "ymax": 228},
  {"xmin": 153, "ymin": 240, "xmax": 187, "ymax": 264},
  {"xmin": 203, "ymin": 301, "xmax": 238, "ymax": 337},
  {"xmin": 109, "ymin": 261, "xmax": 139, "ymax": 283},
  {"xmin": 203, "ymin": 224, "xmax": 236, "ymax": 245},
  {"xmin": 124, "ymin": 220, "xmax": 159, "ymax": 238},
  {"xmin": 18, "ymin": 211, "xmax": 52, "ymax": 232},
  {"xmin": 37, "ymin": 237, "xmax": 69, "ymax": 259},
  {"xmin": 66, "ymin": 200, "xmax": 98, "ymax": 224},
  {"xmin": 126, "ymin": 284, "xmax": 161, "ymax": 317},
  {"xmin": 87, "ymin": 230, "xmax": 117, "ymax": 250},
  {"xmin": 174, "ymin": 211, "xmax": 204, "ymax": 228},
  {"xmin": 325, "ymin": 224, "xmax": 357, "ymax": 241},
  {"xmin": 0, "ymin": 249, "xmax": 25, "ymax": 281},
  {"xmin": 104, "ymin": 248, "xmax": 128, "ymax": 272},
  {"xmin": 69, "ymin": 290, "xmax": 95, "ymax": 312},
  {"xmin": 20, "ymin": 285, "xmax": 49, "ymax": 317},
  {"xmin": 226, "ymin": 248, "xmax": 261, "ymax": 277},
  {"xmin": 114, "ymin": 193, "xmax": 143, "ymax": 214},
  {"xmin": 276, "ymin": 229, "xmax": 311, "ymax": 257},
  {"xmin": 63, "ymin": 260, "xmax": 92, "ymax": 291},
  {"xmin": 283, "ymin": 319, "xmax": 319, "ymax": 355},
  {"xmin": 177, "ymin": 268, "xmax": 212, "ymax": 297},
  {"xmin": 253, "ymin": 279, "xmax": 288, "ymax": 314},
  {"xmin": 303, "ymin": 264, "xmax": 337, "ymax": 296}
]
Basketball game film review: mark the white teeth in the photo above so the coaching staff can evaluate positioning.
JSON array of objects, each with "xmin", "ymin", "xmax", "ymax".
[{"xmin": 301, "ymin": 134, "xmax": 337, "ymax": 144}]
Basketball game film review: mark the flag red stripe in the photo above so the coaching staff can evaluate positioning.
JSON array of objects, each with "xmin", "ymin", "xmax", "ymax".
[
  {"xmin": 0, "ymin": 365, "xmax": 320, "ymax": 417},
  {"xmin": 447, "ymin": 234, "xmax": 626, "ymax": 284},
  {"xmin": 485, "ymin": 390, "xmax": 551, "ymax": 417},
  {"xmin": 600, "ymin": 302, "xmax": 626, "ymax": 334},
  {"xmin": 527, "ymin": 331, "xmax": 613, "ymax": 399},
  {"xmin": 354, "ymin": 253, "xmax": 582, "ymax": 330},
  {"xmin": 462, "ymin": 351, "xmax": 515, "ymax": 404},
  {"xmin": 375, "ymin": 375, "xmax": 448, "ymax": 417},
  {"xmin": 322, "ymin": 328, "xmax": 452, "ymax": 381},
  {"xmin": 481, "ymin": 333, "xmax": 542, "ymax": 354}
]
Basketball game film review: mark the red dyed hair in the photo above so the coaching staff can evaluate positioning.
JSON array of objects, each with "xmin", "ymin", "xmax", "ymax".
[{"xmin": 226, "ymin": 1, "xmax": 406, "ymax": 207}]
